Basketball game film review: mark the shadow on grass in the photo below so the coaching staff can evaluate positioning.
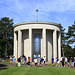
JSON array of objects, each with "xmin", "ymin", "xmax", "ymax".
[
  {"xmin": 0, "ymin": 63, "xmax": 8, "ymax": 70},
  {"xmin": 0, "ymin": 63, "xmax": 7, "ymax": 67},
  {"xmin": 0, "ymin": 67, "xmax": 8, "ymax": 70}
]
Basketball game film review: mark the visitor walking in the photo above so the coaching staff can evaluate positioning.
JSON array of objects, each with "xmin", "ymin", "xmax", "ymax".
[
  {"xmin": 38, "ymin": 56, "xmax": 41, "ymax": 64},
  {"xmin": 56, "ymin": 57, "xmax": 58, "ymax": 64},
  {"xmin": 17, "ymin": 57, "xmax": 21, "ymax": 67},
  {"xmin": 22, "ymin": 54, "xmax": 25, "ymax": 58},
  {"xmin": 12, "ymin": 56, "xmax": 16, "ymax": 62},
  {"xmin": 56, "ymin": 59, "xmax": 60, "ymax": 67},
  {"xmin": 40, "ymin": 57, "xmax": 44, "ymax": 66},
  {"xmin": 24, "ymin": 56, "xmax": 27, "ymax": 64},
  {"xmin": 27, "ymin": 57, "xmax": 31, "ymax": 67},
  {"xmin": 71, "ymin": 57, "xmax": 74, "ymax": 66},
  {"xmin": 12, "ymin": 56, "xmax": 16, "ymax": 65},
  {"xmin": 68, "ymin": 57, "xmax": 70, "ymax": 63},
  {"xmin": 10, "ymin": 56, "xmax": 12, "ymax": 64},
  {"xmin": 65, "ymin": 57, "xmax": 67, "ymax": 67},
  {"xmin": 44, "ymin": 56, "xmax": 46, "ymax": 65},
  {"xmin": 51, "ymin": 57, "xmax": 54, "ymax": 64},
  {"xmin": 17, "ymin": 57, "xmax": 21, "ymax": 62},
  {"xmin": 62, "ymin": 57, "xmax": 65, "ymax": 67},
  {"xmin": 34, "ymin": 54, "xmax": 36, "ymax": 59},
  {"xmin": 67, "ymin": 57, "xmax": 70, "ymax": 67},
  {"xmin": 65, "ymin": 57, "xmax": 67, "ymax": 64},
  {"xmin": 34, "ymin": 57, "xmax": 38, "ymax": 67}
]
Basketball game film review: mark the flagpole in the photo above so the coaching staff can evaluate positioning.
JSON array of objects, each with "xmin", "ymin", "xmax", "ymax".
[{"xmin": 36, "ymin": 9, "xmax": 38, "ymax": 22}]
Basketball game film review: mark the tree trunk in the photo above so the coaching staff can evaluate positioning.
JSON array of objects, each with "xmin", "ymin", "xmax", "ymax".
[
  {"xmin": 5, "ymin": 27, "xmax": 7, "ymax": 58},
  {"xmin": 5, "ymin": 44, "xmax": 7, "ymax": 58},
  {"xmin": 63, "ymin": 48, "xmax": 64, "ymax": 57}
]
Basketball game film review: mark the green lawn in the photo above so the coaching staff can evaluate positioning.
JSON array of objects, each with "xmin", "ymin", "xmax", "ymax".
[
  {"xmin": 0, "ymin": 67, "xmax": 75, "ymax": 75},
  {"xmin": 1, "ymin": 61, "xmax": 11, "ymax": 65}
]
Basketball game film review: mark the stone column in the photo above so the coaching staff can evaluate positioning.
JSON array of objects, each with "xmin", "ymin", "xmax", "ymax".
[
  {"xmin": 29, "ymin": 28, "xmax": 32, "ymax": 61},
  {"xmin": 18, "ymin": 30, "xmax": 22, "ymax": 58},
  {"xmin": 14, "ymin": 32, "xmax": 18, "ymax": 59},
  {"xmin": 58, "ymin": 32, "xmax": 61, "ymax": 60},
  {"xmin": 53, "ymin": 30, "xmax": 57, "ymax": 62},
  {"xmin": 42, "ymin": 28, "xmax": 46, "ymax": 58}
]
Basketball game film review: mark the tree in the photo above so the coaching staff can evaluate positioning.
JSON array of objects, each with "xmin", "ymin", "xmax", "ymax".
[
  {"xmin": 0, "ymin": 17, "xmax": 14, "ymax": 58},
  {"xmin": 66, "ymin": 22, "xmax": 75, "ymax": 45},
  {"xmin": 60, "ymin": 24, "xmax": 66, "ymax": 57},
  {"xmin": 64, "ymin": 44, "xmax": 73, "ymax": 57},
  {"xmin": 64, "ymin": 21, "xmax": 75, "ymax": 57},
  {"xmin": 72, "ymin": 48, "xmax": 75, "ymax": 57}
]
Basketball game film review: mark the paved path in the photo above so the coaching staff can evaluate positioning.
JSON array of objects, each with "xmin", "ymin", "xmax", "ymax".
[{"xmin": 0, "ymin": 63, "xmax": 75, "ymax": 69}]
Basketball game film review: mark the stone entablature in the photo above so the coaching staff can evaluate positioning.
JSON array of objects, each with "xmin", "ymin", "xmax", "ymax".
[{"xmin": 14, "ymin": 22, "xmax": 60, "ymax": 27}]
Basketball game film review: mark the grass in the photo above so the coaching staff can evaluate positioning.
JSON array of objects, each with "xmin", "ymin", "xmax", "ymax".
[
  {"xmin": 0, "ymin": 67, "xmax": 75, "ymax": 75},
  {"xmin": 1, "ymin": 61, "xmax": 11, "ymax": 65},
  {"xmin": 1, "ymin": 60, "xmax": 27, "ymax": 66}
]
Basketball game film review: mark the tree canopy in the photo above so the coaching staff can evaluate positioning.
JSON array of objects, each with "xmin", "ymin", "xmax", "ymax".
[
  {"xmin": 66, "ymin": 24, "xmax": 75, "ymax": 44},
  {"xmin": 0, "ymin": 17, "xmax": 14, "ymax": 58},
  {"xmin": 61, "ymin": 22, "xmax": 75, "ymax": 57}
]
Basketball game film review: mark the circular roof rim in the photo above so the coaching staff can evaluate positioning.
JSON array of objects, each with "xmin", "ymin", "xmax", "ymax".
[{"xmin": 13, "ymin": 22, "xmax": 60, "ymax": 28}]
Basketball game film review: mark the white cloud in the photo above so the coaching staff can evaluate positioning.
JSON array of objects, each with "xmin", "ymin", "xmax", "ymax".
[
  {"xmin": 0, "ymin": 0, "xmax": 75, "ymax": 26},
  {"xmin": 0, "ymin": 0, "xmax": 75, "ymax": 47}
]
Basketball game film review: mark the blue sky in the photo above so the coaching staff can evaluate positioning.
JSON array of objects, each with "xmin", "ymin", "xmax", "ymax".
[
  {"xmin": 0, "ymin": 0, "xmax": 75, "ymax": 29},
  {"xmin": 0, "ymin": 0, "xmax": 75, "ymax": 47}
]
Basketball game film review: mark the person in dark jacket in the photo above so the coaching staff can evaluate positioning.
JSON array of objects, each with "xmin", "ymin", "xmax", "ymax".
[
  {"xmin": 17, "ymin": 57, "xmax": 21, "ymax": 62},
  {"xmin": 62, "ymin": 57, "xmax": 65, "ymax": 67}
]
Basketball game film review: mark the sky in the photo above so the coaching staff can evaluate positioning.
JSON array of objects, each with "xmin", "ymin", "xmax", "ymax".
[
  {"xmin": 0, "ymin": 0, "xmax": 75, "ymax": 28},
  {"xmin": 0, "ymin": 0, "xmax": 75, "ymax": 47}
]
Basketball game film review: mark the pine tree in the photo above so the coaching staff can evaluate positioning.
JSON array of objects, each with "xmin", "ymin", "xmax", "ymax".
[
  {"xmin": 66, "ymin": 22, "xmax": 75, "ymax": 45},
  {"xmin": 0, "ymin": 17, "xmax": 14, "ymax": 58},
  {"xmin": 60, "ymin": 24, "xmax": 66, "ymax": 57}
]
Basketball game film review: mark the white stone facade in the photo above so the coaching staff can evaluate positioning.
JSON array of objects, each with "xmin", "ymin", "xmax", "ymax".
[{"xmin": 14, "ymin": 22, "xmax": 61, "ymax": 62}]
